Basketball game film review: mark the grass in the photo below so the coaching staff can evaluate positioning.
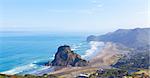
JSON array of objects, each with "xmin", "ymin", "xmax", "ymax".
[{"xmin": 133, "ymin": 69, "xmax": 150, "ymax": 75}]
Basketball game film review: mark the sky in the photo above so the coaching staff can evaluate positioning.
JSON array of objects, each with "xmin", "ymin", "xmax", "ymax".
[{"xmin": 0, "ymin": 0, "xmax": 149, "ymax": 35}]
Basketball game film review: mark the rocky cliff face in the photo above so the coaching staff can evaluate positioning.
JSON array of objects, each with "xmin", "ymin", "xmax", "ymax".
[{"xmin": 49, "ymin": 45, "xmax": 88, "ymax": 66}]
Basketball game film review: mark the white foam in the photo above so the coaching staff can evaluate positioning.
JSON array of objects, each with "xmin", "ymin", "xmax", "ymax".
[
  {"xmin": 1, "ymin": 63, "xmax": 52, "ymax": 75},
  {"xmin": 49, "ymin": 54, "xmax": 55, "ymax": 60},
  {"xmin": 1, "ymin": 63, "xmax": 37, "ymax": 75},
  {"xmin": 71, "ymin": 44, "xmax": 81, "ymax": 51},
  {"xmin": 82, "ymin": 41, "xmax": 105, "ymax": 59}
]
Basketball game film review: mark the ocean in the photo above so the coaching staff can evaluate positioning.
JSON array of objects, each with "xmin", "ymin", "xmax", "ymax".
[{"xmin": 0, "ymin": 34, "xmax": 104, "ymax": 75}]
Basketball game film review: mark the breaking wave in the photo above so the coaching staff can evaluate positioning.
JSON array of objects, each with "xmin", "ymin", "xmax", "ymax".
[
  {"xmin": 82, "ymin": 41, "xmax": 105, "ymax": 59},
  {"xmin": 1, "ymin": 61, "xmax": 51, "ymax": 75},
  {"xmin": 1, "ymin": 63, "xmax": 37, "ymax": 75}
]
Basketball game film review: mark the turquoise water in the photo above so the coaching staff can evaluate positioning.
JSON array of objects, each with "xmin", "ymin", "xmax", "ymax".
[{"xmin": 0, "ymin": 35, "xmax": 90, "ymax": 74}]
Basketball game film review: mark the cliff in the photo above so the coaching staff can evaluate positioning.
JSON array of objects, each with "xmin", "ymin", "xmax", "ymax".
[{"xmin": 48, "ymin": 45, "xmax": 88, "ymax": 66}]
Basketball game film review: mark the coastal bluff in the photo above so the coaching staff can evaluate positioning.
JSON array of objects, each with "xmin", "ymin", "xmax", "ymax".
[
  {"xmin": 47, "ymin": 45, "xmax": 88, "ymax": 66},
  {"xmin": 87, "ymin": 28, "xmax": 150, "ymax": 48}
]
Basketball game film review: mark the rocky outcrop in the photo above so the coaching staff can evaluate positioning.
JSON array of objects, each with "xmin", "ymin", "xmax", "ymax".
[{"xmin": 48, "ymin": 45, "xmax": 88, "ymax": 66}]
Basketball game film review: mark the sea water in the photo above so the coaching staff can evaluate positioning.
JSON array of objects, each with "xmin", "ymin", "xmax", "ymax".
[{"xmin": 0, "ymin": 34, "xmax": 104, "ymax": 75}]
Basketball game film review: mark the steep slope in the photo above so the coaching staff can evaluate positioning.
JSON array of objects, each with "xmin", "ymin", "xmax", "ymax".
[
  {"xmin": 47, "ymin": 45, "xmax": 88, "ymax": 66},
  {"xmin": 87, "ymin": 28, "xmax": 150, "ymax": 48}
]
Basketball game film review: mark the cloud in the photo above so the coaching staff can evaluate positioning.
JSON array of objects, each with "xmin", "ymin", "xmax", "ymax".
[
  {"xmin": 97, "ymin": 4, "xmax": 103, "ymax": 8},
  {"xmin": 92, "ymin": 0, "xmax": 97, "ymax": 3},
  {"xmin": 91, "ymin": 0, "xmax": 101, "ymax": 3},
  {"xmin": 48, "ymin": 9, "xmax": 71, "ymax": 13},
  {"xmin": 90, "ymin": 0, "xmax": 103, "ymax": 14}
]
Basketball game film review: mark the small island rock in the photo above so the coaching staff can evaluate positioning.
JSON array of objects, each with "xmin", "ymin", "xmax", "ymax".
[{"xmin": 48, "ymin": 45, "xmax": 88, "ymax": 66}]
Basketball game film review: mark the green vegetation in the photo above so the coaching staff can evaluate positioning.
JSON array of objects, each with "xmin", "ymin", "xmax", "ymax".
[
  {"xmin": 0, "ymin": 74, "xmax": 58, "ymax": 78},
  {"xmin": 89, "ymin": 69, "xmax": 128, "ymax": 78},
  {"xmin": 112, "ymin": 48, "xmax": 149, "ymax": 69},
  {"xmin": 1, "ymin": 69, "xmax": 150, "ymax": 78},
  {"xmin": 88, "ymin": 69, "xmax": 150, "ymax": 78}
]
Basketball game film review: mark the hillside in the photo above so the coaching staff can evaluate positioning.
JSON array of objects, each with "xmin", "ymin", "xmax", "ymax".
[
  {"xmin": 112, "ymin": 47, "xmax": 150, "ymax": 69},
  {"xmin": 87, "ymin": 28, "xmax": 150, "ymax": 48},
  {"xmin": 87, "ymin": 28, "xmax": 150, "ymax": 69},
  {"xmin": 89, "ymin": 42, "xmax": 129, "ymax": 67}
]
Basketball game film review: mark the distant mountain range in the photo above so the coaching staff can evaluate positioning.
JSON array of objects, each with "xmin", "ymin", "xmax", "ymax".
[{"xmin": 87, "ymin": 28, "xmax": 150, "ymax": 49}]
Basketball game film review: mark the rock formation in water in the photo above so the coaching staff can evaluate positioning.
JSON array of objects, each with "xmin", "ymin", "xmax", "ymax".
[{"xmin": 48, "ymin": 45, "xmax": 88, "ymax": 66}]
